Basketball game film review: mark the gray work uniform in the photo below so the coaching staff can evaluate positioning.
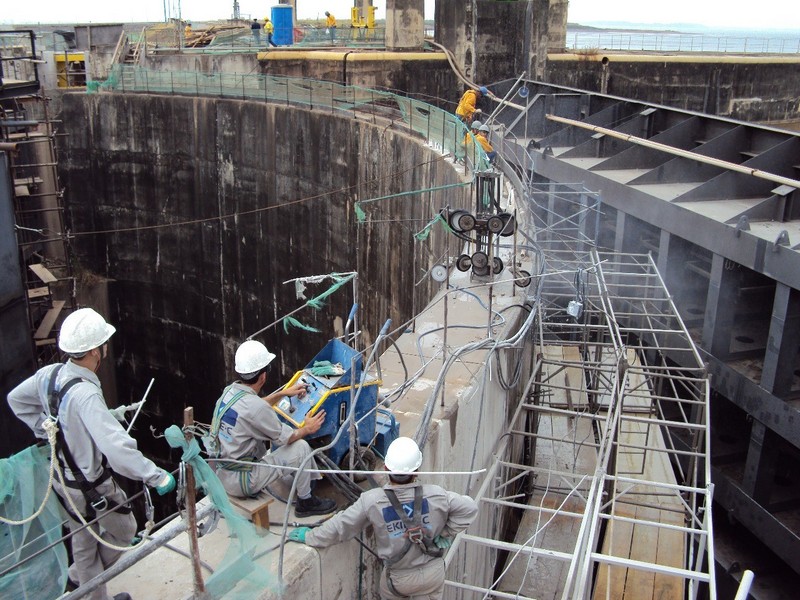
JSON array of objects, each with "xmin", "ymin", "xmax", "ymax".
[
  {"xmin": 305, "ymin": 482, "xmax": 479, "ymax": 599},
  {"xmin": 7, "ymin": 361, "xmax": 168, "ymax": 600},
  {"xmin": 214, "ymin": 382, "xmax": 320, "ymax": 498}
]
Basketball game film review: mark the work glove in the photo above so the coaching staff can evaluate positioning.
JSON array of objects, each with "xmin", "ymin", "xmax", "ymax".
[
  {"xmin": 155, "ymin": 472, "xmax": 176, "ymax": 496},
  {"xmin": 108, "ymin": 400, "xmax": 143, "ymax": 422},
  {"xmin": 433, "ymin": 535, "xmax": 452, "ymax": 549},
  {"xmin": 288, "ymin": 527, "xmax": 311, "ymax": 543}
]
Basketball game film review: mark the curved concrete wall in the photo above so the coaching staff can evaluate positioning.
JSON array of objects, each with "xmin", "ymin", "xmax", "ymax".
[{"xmin": 59, "ymin": 91, "xmax": 470, "ymax": 431}]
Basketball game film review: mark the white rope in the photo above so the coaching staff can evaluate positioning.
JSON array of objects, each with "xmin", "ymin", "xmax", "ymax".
[
  {"xmin": 205, "ymin": 456, "xmax": 486, "ymax": 476},
  {"xmin": 0, "ymin": 418, "xmax": 59, "ymax": 526},
  {"xmin": 48, "ymin": 426, "xmax": 153, "ymax": 553}
]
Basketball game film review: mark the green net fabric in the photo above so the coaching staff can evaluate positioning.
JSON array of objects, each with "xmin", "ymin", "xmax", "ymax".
[
  {"xmin": 163, "ymin": 425, "xmax": 281, "ymax": 598},
  {"xmin": 0, "ymin": 445, "xmax": 68, "ymax": 599}
]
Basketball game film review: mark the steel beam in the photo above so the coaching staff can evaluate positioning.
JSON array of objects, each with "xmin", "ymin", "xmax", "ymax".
[
  {"xmin": 741, "ymin": 420, "xmax": 778, "ymax": 505},
  {"xmin": 712, "ymin": 466, "xmax": 800, "ymax": 576},
  {"xmin": 702, "ymin": 254, "xmax": 737, "ymax": 359},
  {"xmin": 760, "ymin": 282, "xmax": 800, "ymax": 397}
]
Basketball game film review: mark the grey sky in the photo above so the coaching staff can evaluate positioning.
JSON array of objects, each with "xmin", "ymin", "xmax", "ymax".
[{"xmin": 2, "ymin": 0, "xmax": 799, "ymax": 30}]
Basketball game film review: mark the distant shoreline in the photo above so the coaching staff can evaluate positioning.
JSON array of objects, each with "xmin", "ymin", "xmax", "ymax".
[{"xmin": 569, "ymin": 23, "xmax": 685, "ymax": 35}]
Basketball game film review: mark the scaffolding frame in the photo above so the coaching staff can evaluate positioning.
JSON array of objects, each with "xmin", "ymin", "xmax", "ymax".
[
  {"xmin": 445, "ymin": 248, "xmax": 715, "ymax": 599},
  {"xmin": 1, "ymin": 30, "xmax": 76, "ymax": 365}
]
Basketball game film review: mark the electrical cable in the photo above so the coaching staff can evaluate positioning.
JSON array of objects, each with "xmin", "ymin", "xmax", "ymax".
[{"xmin": 70, "ymin": 156, "xmax": 449, "ymax": 238}]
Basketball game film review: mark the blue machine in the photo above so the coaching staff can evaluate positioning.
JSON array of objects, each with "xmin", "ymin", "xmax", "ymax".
[{"xmin": 272, "ymin": 339, "xmax": 399, "ymax": 469}]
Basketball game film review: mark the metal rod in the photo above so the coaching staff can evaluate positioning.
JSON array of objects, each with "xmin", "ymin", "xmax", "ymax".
[
  {"xmin": 126, "ymin": 377, "xmax": 154, "ymax": 433},
  {"xmin": 59, "ymin": 503, "xmax": 216, "ymax": 600},
  {"xmin": 546, "ymin": 113, "xmax": 800, "ymax": 189}
]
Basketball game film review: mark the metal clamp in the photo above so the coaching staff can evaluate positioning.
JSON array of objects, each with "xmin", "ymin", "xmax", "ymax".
[{"xmin": 91, "ymin": 496, "xmax": 108, "ymax": 512}]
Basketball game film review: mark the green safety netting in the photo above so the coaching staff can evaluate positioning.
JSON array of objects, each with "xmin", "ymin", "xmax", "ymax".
[
  {"xmin": 163, "ymin": 426, "xmax": 281, "ymax": 599},
  {"xmin": 0, "ymin": 445, "xmax": 68, "ymax": 599}
]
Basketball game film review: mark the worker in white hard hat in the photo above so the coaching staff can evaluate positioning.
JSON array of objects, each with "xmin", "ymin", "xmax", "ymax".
[
  {"xmin": 7, "ymin": 307, "xmax": 175, "ymax": 600},
  {"xmin": 288, "ymin": 436, "xmax": 478, "ymax": 599},
  {"xmin": 474, "ymin": 123, "xmax": 497, "ymax": 163},
  {"xmin": 212, "ymin": 339, "xmax": 336, "ymax": 517}
]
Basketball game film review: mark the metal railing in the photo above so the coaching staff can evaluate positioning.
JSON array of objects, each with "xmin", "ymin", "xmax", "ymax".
[
  {"xmin": 99, "ymin": 66, "xmax": 491, "ymax": 172},
  {"xmin": 566, "ymin": 30, "xmax": 800, "ymax": 54}
]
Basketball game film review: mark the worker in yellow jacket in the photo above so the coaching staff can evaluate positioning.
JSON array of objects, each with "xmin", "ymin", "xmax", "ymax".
[
  {"xmin": 464, "ymin": 121, "xmax": 497, "ymax": 163},
  {"xmin": 456, "ymin": 86, "xmax": 489, "ymax": 125},
  {"xmin": 325, "ymin": 11, "xmax": 337, "ymax": 44},
  {"xmin": 264, "ymin": 17, "xmax": 277, "ymax": 47}
]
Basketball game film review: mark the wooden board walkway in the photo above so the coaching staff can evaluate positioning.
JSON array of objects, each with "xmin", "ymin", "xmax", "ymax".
[
  {"xmin": 593, "ymin": 350, "xmax": 685, "ymax": 600},
  {"xmin": 497, "ymin": 346, "xmax": 686, "ymax": 600}
]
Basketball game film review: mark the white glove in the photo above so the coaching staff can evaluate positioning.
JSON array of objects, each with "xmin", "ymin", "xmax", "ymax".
[{"xmin": 108, "ymin": 400, "xmax": 144, "ymax": 421}]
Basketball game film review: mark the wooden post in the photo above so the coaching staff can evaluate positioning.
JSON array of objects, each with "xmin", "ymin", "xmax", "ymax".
[{"xmin": 183, "ymin": 407, "xmax": 207, "ymax": 598}]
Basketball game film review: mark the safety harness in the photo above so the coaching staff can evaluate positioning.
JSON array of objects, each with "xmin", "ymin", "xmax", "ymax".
[
  {"xmin": 208, "ymin": 387, "xmax": 258, "ymax": 497},
  {"xmin": 47, "ymin": 364, "xmax": 132, "ymax": 521},
  {"xmin": 382, "ymin": 486, "xmax": 443, "ymax": 597}
]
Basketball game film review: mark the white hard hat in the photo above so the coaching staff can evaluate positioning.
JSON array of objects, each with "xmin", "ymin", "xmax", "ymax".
[
  {"xmin": 58, "ymin": 308, "xmax": 116, "ymax": 354},
  {"xmin": 384, "ymin": 437, "xmax": 423, "ymax": 473},
  {"xmin": 471, "ymin": 120, "xmax": 483, "ymax": 130},
  {"xmin": 235, "ymin": 340, "xmax": 276, "ymax": 376},
  {"xmin": 479, "ymin": 124, "xmax": 490, "ymax": 133}
]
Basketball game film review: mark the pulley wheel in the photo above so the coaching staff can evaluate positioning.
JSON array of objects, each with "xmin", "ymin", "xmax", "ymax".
[
  {"xmin": 448, "ymin": 209, "xmax": 468, "ymax": 232},
  {"xmin": 457, "ymin": 212, "xmax": 476, "ymax": 232},
  {"xmin": 471, "ymin": 251, "xmax": 488, "ymax": 269},
  {"xmin": 472, "ymin": 264, "xmax": 490, "ymax": 277},
  {"xmin": 492, "ymin": 257, "xmax": 504, "ymax": 275},
  {"xmin": 499, "ymin": 213, "xmax": 516, "ymax": 237},
  {"xmin": 514, "ymin": 269, "xmax": 532, "ymax": 288},
  {"xmin": 456, "ymin": 254, "xmax": 472, "ymax": 272},
  {"xmin": 487, "ymin": 215, "xmax": 505, "ymax": 234}
]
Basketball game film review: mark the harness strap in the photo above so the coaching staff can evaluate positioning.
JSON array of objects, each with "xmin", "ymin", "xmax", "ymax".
[
  {"xmin": 208, "ymin": 387, "xmax": 249, "ymax": 454},
  {"xmin": 383, "ymin": 487, "xmax": 443, "ymax": 568},
  {"xmin": 211, "ymin": 388, "xmax": 249, "ymax": 434},
  {"xmin": 48, "ymin": 365, "xmax": 131, "ymax": 519}
]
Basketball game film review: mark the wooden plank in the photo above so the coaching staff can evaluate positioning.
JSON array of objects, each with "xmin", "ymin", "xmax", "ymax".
[
  {"xmin": 27, "ymin": 286, "xmax": 50, "ymax": 299},
  {"xmin": 622, "ymin": 506, "xmax": 659, "ymax": 599},
  {"xmin": 594, "ymin": 516, "xmax": 635, "ymax": 599},
  {"xmin": 29, "ymin": 263, "xmax": 57, "ymax": 284},
  {"xmin": 13, "ymin": 176, "xmax": 43, "ymax": 186},
  {"xmin": 15, "ymin": 185, "xmax": 30, "ymax": 197},
  {"xmin": 35, "ymin": 338, "xmax": 56, "ymax": 347},
  {"xmin": 228, "ymin": 493, "xmax": 273, "ymax": 529},
  {"xmin": 593, "ymin": 349, "xmax": 684, "ymax": 600},
  {"xmin": 653, "ymin": 508, "xmax": 686, "ymax": 598},
  {"xmin": 34, "ymin": 300, "xmax": 65, "ymax": 340}
]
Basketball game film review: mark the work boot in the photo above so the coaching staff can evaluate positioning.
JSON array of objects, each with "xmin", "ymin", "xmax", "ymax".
[
  {"xmin": 113, "ymin": 594, "xmax": 132, "ymax": 600},
  {"xmin": 295, "ymin": 495, "xmax": 336, "ymax": 518}
]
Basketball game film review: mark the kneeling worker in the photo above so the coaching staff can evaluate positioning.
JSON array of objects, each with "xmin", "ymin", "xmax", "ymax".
[
  {"xmin": 213, "ymin": 340, "xmax": 336, "ymax": 517},
  {"xmin": 289, "ymin": 437, "xmax": 479, "ymax": 599}
]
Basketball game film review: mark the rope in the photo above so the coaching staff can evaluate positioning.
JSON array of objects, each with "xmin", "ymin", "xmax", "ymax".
[
  {"xmin": 47, "ymin": 421, "xmax": 153, "ymax": 553},
  {"xmin": 0, "ymin": 419, "xmax": 59, "ymax": 526},
  {"xmin": 69, "ymin": 156, "xmax": 448, "ymax": 238},
  {"xmin": 355, "ymin": 181, "xmax": 472, "ymax": 222}
]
